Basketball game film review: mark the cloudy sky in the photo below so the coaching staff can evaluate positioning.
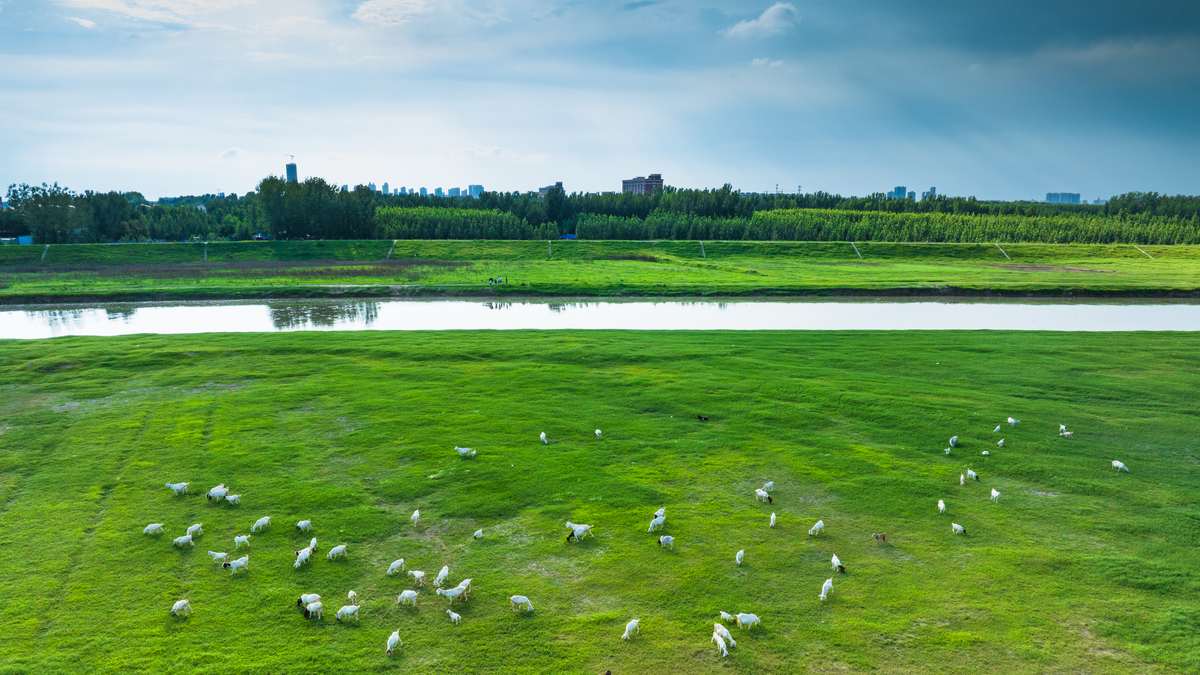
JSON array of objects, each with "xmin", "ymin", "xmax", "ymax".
[{"xmin": 1, "ymin": 1, "xmax": 1197, "ymax": 200}]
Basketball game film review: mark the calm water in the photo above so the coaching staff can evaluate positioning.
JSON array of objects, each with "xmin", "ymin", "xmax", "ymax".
[{"xmin": 3, "ymin": 299, "xmax": 1200, "ymax": 339}]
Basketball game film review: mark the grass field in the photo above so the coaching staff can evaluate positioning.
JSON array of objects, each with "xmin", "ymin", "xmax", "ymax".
[
  {"xmin": 1, "ymin": 330, "xmax": 1197, "ymax": 673},
  {"xmin": 2, "ymin": 240, "xmax": 1199, "ymax": 302}
]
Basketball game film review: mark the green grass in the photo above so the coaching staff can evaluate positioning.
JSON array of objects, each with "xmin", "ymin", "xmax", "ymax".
[
  {"xmin": 1, "ymin": 331, "xmax": 1198, "ymax": 673},
  {"xmin": 2, "ymin": 240, "xmax": 1200, "ymax": 302}
]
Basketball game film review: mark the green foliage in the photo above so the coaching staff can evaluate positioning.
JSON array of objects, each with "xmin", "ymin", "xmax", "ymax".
[
  {"xmin": 375, "ymin": 206, "xmax": 532, "ymax": 239},
  {"xmin": 257, "ymin": 176, "xmax": 377, "ymax": 240}
]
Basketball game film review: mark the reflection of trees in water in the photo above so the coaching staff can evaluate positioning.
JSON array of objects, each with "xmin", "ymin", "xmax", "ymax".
[
  {"xmin": 269, "ymin": 302, "xmax": 379, "ymax": 329},
  {"xmin": 482, "ymin": 303, "xmax": 512, "ymax": 311},
  {"xmin": 37, "ymin": 309, "xmax": 93, "ymax": 331},
  {"xmin": 105, "ymin": 307, "xmax": 137, "ymax": 320}
]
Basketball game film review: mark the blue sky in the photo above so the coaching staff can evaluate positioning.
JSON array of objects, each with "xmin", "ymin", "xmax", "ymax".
[{"xmin": 1, "ymin": 1, "xmax": 1197, "ymax": 200}]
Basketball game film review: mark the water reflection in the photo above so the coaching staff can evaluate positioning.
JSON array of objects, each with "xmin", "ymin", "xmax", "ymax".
[{"xmin": 269, "ymin": 302, "xmax": 379, "ymax": 329}]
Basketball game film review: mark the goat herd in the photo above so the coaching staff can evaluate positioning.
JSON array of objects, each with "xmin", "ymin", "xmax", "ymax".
[{"xmin": 144, "ymin": 423, "xmax": 1129, "ymax": 660}]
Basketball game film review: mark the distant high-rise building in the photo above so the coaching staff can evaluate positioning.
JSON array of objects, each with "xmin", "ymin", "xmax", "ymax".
[
  {"xmin": 888, "ymin": 186, "xmax": 907, "ymax": 199},
  {"xmin": 382, "ymin": 182, "xmax": 389, "ymax": 195},
  {"xmin": 921, "ymin": 187, "xmax": 937, "ymax": 200},
  {"xmin": 907, "ymin": 191, "xmax": 915, "ymax": 200},
  {"xmin": 469, "ymin": 184, "xmax": 484, "ymax": 198},
  {"xmin": 1046, "ymin": 193, "xmax": 1081, "ymax": 204},
  {"xmin": 434, "ymin": 188, "xmax": 445, "ymax": 197},
  {"xmin": 622, "ymin": 174, "xmax": 663, "ymax": 195},
  {"xmin": 286, "ymin": 162, "xmax": 298, "ymax": 183},
  {"xmin": 419, "ymin": 187, "xmax": 428, "ymax": 197},
  {"xmin": 1093, "ymin": 198, "xmax": 1108, "ymax": 205},
  {"xmin": 341, "ymin": 185, "xmax": 348, "ymax": 192},
  {"xmin": 448, "ymin": 187, "xmax": 460, "ymax": 197},
  {"xmin": 535, "ymin": 181, "xmax": 564, "ymax": 197},
  {"xmin": 368, "ymin": 182, "xmax": 377, "ymax": 192}
]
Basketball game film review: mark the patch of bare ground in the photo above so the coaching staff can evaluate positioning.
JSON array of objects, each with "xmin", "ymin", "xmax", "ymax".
[{"xmin": 985, "ymin": 263, "xmax": 1117, "ymax": 273}]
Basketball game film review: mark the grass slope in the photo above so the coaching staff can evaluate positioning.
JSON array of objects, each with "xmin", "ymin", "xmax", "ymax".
[
  {"xmin": 2, "ymin": 241, "xmax": 1200, "ymax": 302},
  {"xmin": 0, "ymin": 332, "xmax": 1197, "ymax": 673}
]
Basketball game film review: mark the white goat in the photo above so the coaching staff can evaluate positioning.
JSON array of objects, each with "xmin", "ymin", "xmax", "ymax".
[
  {"xmin": 327, "ymin": 544, "xmax": 347, "ymax": 560},
  {"xmin": 967, "ymin": 469, "xmax": 978, "ymax": 481},
  {"xmin": 1113, "ymin": 460, "xmax": 1129, "ymax": 472},
  {"xmin": 296, "ymin": 520, "xmax": 312, "ymax": 532},
  {"xmin": 173, "ymin": 534, "xmax": 194, "ymax": 548},
  {"xmin": 186, "ymin": 523, "xmax": 203, "ymax": 537},
  {"xmin": 304, "ymin": 601, "xmax": 323, "ymax": 619},
  {"xmin": 409, "ymin": 570, "xmax": 425, "ymax": 585},
  {"xmin": 762, "ymin": 481, "xmax": 774, "ymax": 491},
  {"xmin": 171, "ymin": 599, "xmax": 191, "ymax": 616},
  {"xmin": 1008, "ymin": 417, "xmax": 1020, "ymax": 426},
  {"xmin": 336, "ymin": 605, "xmax": 359, "ymax": 621},
  {"xmin": 234, "ymin": 535, "xmax": 250, "ymax": 549},
  {"xmin": 719, "ymin": 611, "xmax": 735, "ymax": 623},
  {"xmin": 165, "ymin": 482, "xmax": 189, "ymax": 495},
  {"xmin": 952, "ymin": 522, "xmax": 965, "ymax": 535},
  {"xmin": 622, "ymin": 618, "xmax": 640, "ymax": 640},
  {"xmin": 455, "ymin": 578, "xmax": 473, "ymax": 597},
  {"xmin": 293, "ymin": 547, "xmax": 312, "ymax": 568},
  {"xmin": 224, "ymin": 494, "xmax": 240, "ymax": 505},
  {"xmin": 447, "ymin": 609, "xmax": 462, "ymax": 624},
  {"xmin": 982, "ymin": 451, "xmax": 989, "ymax": 456},
  {"xmin": 473, "ymin": 529, "xmax": 483, "ymax": 539},
  {"xmin": 298, "ymin": 593, "xmax": 320, "ymax": 606},
  {"xmin": 809, "ymin": 520, "xmax": 824, "ymax": 536},
  {"xmin": 714, "ymin": 622, "xmax": 736, "ymax": 648},
  {"xmin": 831, "ymin": 554, "xmax": 841, "ymax": 571},
  {"xmin": 945, "ymin": 447, "xmax": 952, "ymax": 455},
  {"xmin": 991, "ymin": 488, "xmax": 1001, "ymax": 502},
  {"xmin": 736, "ymin": 549, "xmax": 744, "ymax": 566},
  {"xmin": 436, "ymin": 586, "xmax": 465, "ymax": 603},
  {"xmin": 1060, "ymin": 431, "xmax": 1074, "ymax": 438},
  {"xmin": 387, "ymin": 559, "xmax": 405, "ymax": 575},
  {"xmin": 207, "ymin": 551, "xmax": 229, "ymax": 563},
  {"xmin": 509, "ymin": 595, "xmax": 534, "ymax": 612},
  {"xmin": 540, "ymin": 432, "xmax": 547, "ymax": 445},
  {"xmin": 994, "ymin": 425, "xmax": 1001, "ymax": 432},
  {"xmin": 455, "ymin": 446, "xmax": 477, "ymax": 458},
  {"xmin": 386, "ymin": 630, "xmax": 401, "ymax": 655},
  {"xmin": 960, "ymin": 474, "xmax": 965, "ymax": 486},
  {"xmin": 653, "ymin": 507, "xmax": 665, "ymax": 519},
  {"xmin": 819, "ymin": 577, "xmax": 833, "ymax": 600},
  {"xmin": 647, "ymin": 516, "xmax": 665, "ymax": 532},
  {"xmin": 658, "ymin": 535, "xmax": 674, "ymax": 549},
  {"xmin": 348, "ymin": 590, "xmax": 357, "ymax": 604},
  {"xmin": 595, "ymin": 429, "xmax": 602, "ymax": 440},
  {"xmin": 997, "ymin": 439, "xmax": 1004, "ymax": 447},
  {"xmin": 411, "ymin": 510, "xmax": 420, "ymax": 526},
  {"xmin": 754, "ymin": 488, "xmax": 769, "ymax": 502},
  {"xmin": 397, "ymin": 590, "xmax": 418, "ymax": 607},
  {"xmin": 770, "ymin": 512, "xmax": 776, "ymax": 527},
  {"xmin": 251, "ymin": 516, "xmax": 271, "ymax": 533},
  {"xmin": 143, "ymin": 523, "xmax": 164, "ymax": 535},
  {"xmin": 223, "ymin": 555, "xmax": 249, "ymax": 574},
  {"xmin": 938, "ymin": 499, "xmax": 946, "ymax": 514},
  {"xmin": 434, "ymin": 566, "xmax": 450, "ymax": 587},
  {"xmin": 711, "ymin": 632, "xmax": 728, "ymax": 657},
  {"xmin": 309, "ymin": 537, "xmax": 318, "ymax": 552},
  {"xmin": 206, "ymin": 484, "xmax": 228, "ymax": 500},
  {"xmin": 949, "ymin": 435, "xmax": 958, "ymax": 447},
  {"xmin": 735, "ymin": 613, "xmax": 761, "ymax": 629},
  {"xmin": 1060, "ymin": 424, "xmax": 1067, "ymax": 432},
  {"xmin": 569, "ymin": 525, "xmax": 594, "ymax": 541}
]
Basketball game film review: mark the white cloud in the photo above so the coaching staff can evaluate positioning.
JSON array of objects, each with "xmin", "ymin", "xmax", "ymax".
[
  {"xmin": 751, "ymin": 58, "xmax": 783, "ymax": 67},
  {"xmin": 352, "ymin": 0, "xmax": 430, "ymax": 27},
  {"xmin": 221, "ymin": 147, "xmax": 239, "ymax": 159},
  {"xmin": 65, "ymin": 16, "xmax": 96, "ymax": 28},
  {"xmin": 58, "ymin": 0, "xmax": 253, "ymax": 25},
  {"xmin": 723, "ymin": 3, "xmax": 799, "ymax": 39}
]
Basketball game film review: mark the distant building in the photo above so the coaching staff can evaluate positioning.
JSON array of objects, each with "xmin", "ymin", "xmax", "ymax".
[
  {"xmin": 907, "ymin": 191, "xmax": 915, "ymax": 199},
  {"xmin": 286, "ymin": 162, "xmax": 298, "ymax": 183},
  {"xmin": 341, "ymin": 185, "xmax": 348, "ymax": 192},
  {"xmin": 448, "ymin": 187, "xmax": 461, "ymax": 197},
  {"xmin": 382, "ymin": 182, "xmax": 389, "ymax": 195},
  {"xmin": 368, "ymin": 182, "xmax": 377, "ymax": 192},
  {"xmin": 888, "ymin": 186, "xmax": 907, "ymax": 199},
  {"xmin": 420, "ymin": 188, "xmax": 428, "ymax": 197},
  {"xmin": 1093, "ymin": 198, "xmax": 1108, "ymax": 205},
  {"xmin": 538, "ymin": 181, "xmax": 564, "ymax": 197},
  {"xmin": 469, "ymin": 184, "xmax": 484, "ymax": 198},
  {"xmin": 399, "ymin": 187, "xmax": 406, "ymax": 195},
  {"xmin": 622, "ymin": 174, "xmax": 663, "ymax": 195},
  {"xmin": 1046, "ymin": 193, "xmax": 1081, "ymax": 204},
  {"xmin": 434, "ymin": 188, "xmax": 445, "ymax": 197},
  {"xmin": 921, "ymin": 187, "xmax": 937, "ymax": 200}
]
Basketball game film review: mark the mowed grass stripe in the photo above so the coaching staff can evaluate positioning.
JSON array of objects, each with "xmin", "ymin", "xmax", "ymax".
[{"xmin": 0, "ymin": 331, "xmax": 1196, "ymax": 673}]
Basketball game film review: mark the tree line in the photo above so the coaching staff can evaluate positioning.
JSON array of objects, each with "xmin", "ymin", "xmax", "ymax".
[{"xmin": 4, "ymin": 176, "xmax": 1199, "ymax": 244}]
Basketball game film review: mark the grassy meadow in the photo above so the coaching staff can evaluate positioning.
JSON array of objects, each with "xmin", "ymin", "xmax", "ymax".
[
  {"xmin": 1, "ymin": 330, "xmax": 1198, "ymax": 673},
  {"xmin": 2, "ymin": 240, "xmax": 1199, "ymax": 302}
]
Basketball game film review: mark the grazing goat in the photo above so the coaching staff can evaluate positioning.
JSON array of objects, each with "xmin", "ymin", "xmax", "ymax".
[
  {"xmin": 540, "ymin": 432, "xmax": 547, "ymax": 445},
  {"xmin": 982, "ymin": 451, "xmax": 989, "ymax": 456},
  {"xmin": 474, "ymin": 529, "xmax": 483, "ymax": 539},
  {"xmin": 387, "ymin": 559, "xmax": 405, "ymax": 575},
  {"xmin": 991, "ymin": 488, "xmax": 1001, "ymax": 502},
  {"xmin": 409, "ymin": 570, "xmax": 425, "ymax": 585},
  {"xmin": 622, "ymin": 618, "xmax": 640, "ymax": 640},
  {"xmin": 293, "ymin": 547, "xmax": 312, "ymax": 568},
  {"xmin": 945, "ymin": 447, "xmax": 952, "ymax": 455},
  {"xmin": 223, "ymin": 555, "xmax": 249, "ymax": 574},
  {"xmin": 327, "ymin": 544, "xmax": 347, "ymax": 560},
  {"xmin": 960, "ymin": 474, "xmax": 965, "ymax": 486},
  {"xmin": 251, "ymin": 516, "xmax": 270, "ymax": 533},
  {"xmin": 736, "ymin": 549, "xmax": 744, "ymax": 566},
  {"xmin": 719, "ymin": 611, "xmax": 735, "ymax": 623},
  {"xmin": 308, "ymin": 537, "xmax": 318, "ymax": 552},
  {"xmin": 208, "ymin": 551, "xmax": 229, "ymax": 563},
  {"xmin": 697, "ymin": 415, "xmax": 709, "ymax": 421},
  {"xmin": 754, "ymin": 488, "xmax": 769, "ymax": 502},
  {"xmin": 997, "ymin": 439, "xmax": 1004, "ymax": 447},
  {"xmin": 819, "ymin": 578, "xmax": 833, "ymax": 601},
  {"xmin": 938, "ymin": 499, "xmax": 946, "ymax": 514},
  {"xmin": 654, "ymin": 507, "xmax": 666, "ymax": 519},
  {"xmin": 952, "ymin": 522, "xmax": 965, "ymax": 535},
  {"xmin": 206, "ymin": 485, "xmax": 228, "ymax": 500},
  {"xmin": 1113, "ymin": 460, "xmax": 1129, "ymax": 472},
  {"xmin": 144, "ymin": 523, "xmax": 164, "ymax": 535},
  {"xmin": 397, "ymin": 590, "xmax": 419, "ymax": 607},
  {"xmin": 304, "ymin": 602, "xmax": 323, "ymax": 619},
  {"xmin": 234, "ymin": 535, "xmax": 250, "ymax": 549},
  {"xmin": 434, "ymin": 566, "xmax": 450, "ymax": 587},
  {"xmin": 173, "ymin": 534, "xmax": 194, "ymax": 548},
  {"xmin": 509, "ymin": 595, "xmax": 534, "ymax": 612},
  {"xmin": 1060, "ymin": 431, "xmax": 1074, "ymax": 438},
  {"xmin": 348, "ymin": 590, "xmax": 357, "ymax": 604},
  {"xmin": 1060, "ymin": 424, "xmax": 1068, "ymax": 432},
  {"xmin": 1008, "ymin": 417, "xmax": 1020, "ymax": 426},
  {"xmin": 436, "ymin": 586, "xmax": 465, "ymax": 603},
  {"xmin": 968, "ymin": 469, "xmax": 978, "ymax": 481},
  {"xmin": 171, "ymin": 599, "xmax": 191, "ymax": 616},
  {"xmin": 596, "ymin": 429, "xmax": 602, "ymax": 440},
  {"xmin": 224, "ymin": 494, "xmax": 240, "ymax": 505},
  {"xmin": 872, "ymin": 532, "xmax": 886, "ymax": 543},
  {"xmin": 949, "ymin": 436, "xmax": 958, "ymax": 448},
  {"xmin": 831, "ymin": 554, "xmax": 841, "ymax": 571},
  {"xmin": 386, "ymin": 630, "xmax": 401, "ymax": 655},
  {"xmin": 165, "ymin": 482, "xmax": 189, "ymax": 495},
  {"xmin": 714, "ymin": 623, "xmax": 736, "ymax": 648},
  {"xmin": 648, "ymin": 516, "xmax": 665, "ymax": 532},
  {"xmin": 711, "ymin": 632, "xmax": 728, "ymax": 657},
  {"xmin": 455, "ymin": 578, "xmax": 473, "ymax": 597},
  {"xmin": 569, "ymin": 525, "xmax": 594, "ymax": 541},
  {"xmin": 297, "ymin": 594, "xmax": 320, "ymax": 607},
  {"xmin": 455, "ymin": 446, "xmax": 477, "ymax": 458},
  {"xmin": 186, "ymin": 523, "xmax": 203, "ymax": 537},
  {"xmin": 735, "ymin": 613, "xmax": 761, "ymax": 629},
  {"xmin": 296, "ymin": 520, "xmax": 312, "ymax": 532},
  {"xmin": 770, "ymin": 512, "xmax": 776, "ymax": 528},
  {"xmin": 762, "ymin": 481, "xmax": 774, "ymax": 491},
  {"xmin": 994, "ymin": 425, "xmax": 1002, "ymax": 432},
  {"xmin": 658, "ymin": 535, "xmax": 675, "ymax": 550},
  {"xmin": 447, "ymin": 609, "xmax": 462, "ymax": 624},
  {"xmin": 410, "ymin": 510, "xmax": 420, "ymax": 526},
  {"xmin": 336, "ymin": 605, "xmax": 359, "ymax": 621},
  {"xmin": 808, "ymin": 520, "xmax": 824, "ymax": 536}
]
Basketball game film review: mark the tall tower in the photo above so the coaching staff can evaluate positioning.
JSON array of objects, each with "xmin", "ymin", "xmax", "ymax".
[{"xmin": 285, "ymin": 157, "xmax": 298, "ymax": 183}]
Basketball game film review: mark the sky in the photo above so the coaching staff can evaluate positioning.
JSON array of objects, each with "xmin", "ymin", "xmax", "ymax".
[{"xmin": 1, "ymin": 1, "xmax": 1198, "ymax": 201}]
